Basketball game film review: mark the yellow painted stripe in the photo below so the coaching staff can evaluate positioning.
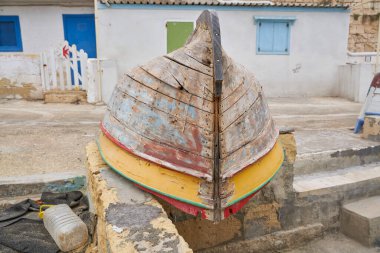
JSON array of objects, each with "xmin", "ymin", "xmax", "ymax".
[
  {"xmin": 99, "ymin": 132, "xmax": 284, "ymax": 210},
  {"xmin": 227, "ymin": 141, "xmax": 284, "ymax": 205},
  {"xmin": 98, "ymin": 132, "xmax": 205, "ymax": 206}
]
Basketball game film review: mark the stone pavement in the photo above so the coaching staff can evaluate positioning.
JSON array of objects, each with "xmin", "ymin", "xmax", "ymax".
[
  {"xmin": 285, "ymin": 233, "xmax": 380, "ymax": 253},
  {"xmin": 0, "ymin": 99, "xmax": 105, "ymax": 177},
  {"xmin": 0, "ymin": 97, "xmax": 363, "ymax": 177}
]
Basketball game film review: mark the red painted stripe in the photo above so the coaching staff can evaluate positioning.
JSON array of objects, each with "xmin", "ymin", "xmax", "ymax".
[
  {"xmin": 100, "ymin": 122, "xmax": 210, "ymax": 177},
  {"xmin": 135, "ymin": 181, "xmax": 267, "ymax": 220},
  {"xmin": 223, "ymin": 181, "xmax": 270, "ymax": 219},
  {"xmin": 135, "ymin": 184, "xmax": 208, "ymax": 219}
]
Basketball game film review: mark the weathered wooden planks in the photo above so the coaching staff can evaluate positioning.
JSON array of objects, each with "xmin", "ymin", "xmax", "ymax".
[
  {"xmin": 220, "ymin": 96, "xmax": 271, "ymax": 157},
  {"xmin": 127, "ymin": 66, "xmax": 214, "ymax": 114},
  {"xmin": 102, "ymin": 112, "xmax": 214, "ymax": 179},
  {"xmin": 108, "ymin": 90, "xmax": 214, "ymax": 158},
  {"xmin": 221, "ymin": 119, "xmax": 278, "ymax": 178},
  {"xmin": 115, "ymin": 75, "xmax": 214, "ymax": 131},
  {"xmin": 98, "ymin": 10, "xmax": 284, "ymax": 221},
  {"xmin": 142, "ymin": 57, "xmax": 214, "ymax": 101}
]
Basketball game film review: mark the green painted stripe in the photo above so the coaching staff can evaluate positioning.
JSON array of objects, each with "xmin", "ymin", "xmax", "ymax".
[
  {"xmin": 97, "ymin": 139, "xmax": 285, "ymax": 210},
  {"xmin": 226, "ymin": 148, "xmax": 285, "ymax": 207},
  {"xmin": 96, "ymin": 140, "xmax": 210, "ymax": 209}
]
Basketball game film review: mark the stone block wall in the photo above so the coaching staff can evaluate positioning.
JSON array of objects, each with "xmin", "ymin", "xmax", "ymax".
[
  {"xmin": 272, "ymin": 0, "xmax": 380, "ymax": 52},
  {"xmin": 349, "ymin": 4, "xmax": 380, "ymax": 52}
]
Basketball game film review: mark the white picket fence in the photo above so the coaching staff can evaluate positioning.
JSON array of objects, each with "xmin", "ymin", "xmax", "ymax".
[{"xmin": 41, "ymin": 41, "xmax": 88, "ymax": 91}]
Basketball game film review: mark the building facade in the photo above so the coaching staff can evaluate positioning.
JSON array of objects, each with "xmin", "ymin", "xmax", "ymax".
[
  {"xmin": 0, "ymin": 0, "xmax": 351, "ymax": 101},
  {"xmin": 96, "ymin": 1, "xmax": 350, "ymax": 98}
]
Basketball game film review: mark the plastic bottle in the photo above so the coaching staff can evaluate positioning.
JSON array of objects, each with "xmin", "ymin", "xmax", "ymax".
[{"xmin": 43, "ymin": 204, "xmax": 88, "ymax": 252}]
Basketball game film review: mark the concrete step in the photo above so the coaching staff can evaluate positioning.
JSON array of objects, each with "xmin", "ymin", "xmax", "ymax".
[
  {"xmin": 281, "ymin": 163, "xmax": 380, "ymax": 230},
  {"xmin": 0, "ymin": 172, "xmax": 86, "ymax": 198},
  {"xmin": 293, "ymin": 162, "xmax": 380, "ymax": 198},
  {"xmin": 294, "ymin": 144, "xmax": 380, "ymax": 176},
  {"xmin": 341, "ymin": 196, "xmax": 380, "ymax": 247},
  {"xmin": 293, "ymin": 130, "xmax": 380, "ymax": 176}
]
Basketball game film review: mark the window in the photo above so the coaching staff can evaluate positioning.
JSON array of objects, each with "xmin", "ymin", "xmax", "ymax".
[
  {"xmin": 254, "ymin": 16, "xmax": 295, "ymax": 55},
  {"xmin": 0, "ymin": 16, "xmax": 23, "ymax": 52},
  {"xmin": 166, "ymin": 21, "xmax": 194, "ymax": 53}
]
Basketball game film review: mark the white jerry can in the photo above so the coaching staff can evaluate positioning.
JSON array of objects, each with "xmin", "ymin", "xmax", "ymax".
[{"xmin": 43, "ymin": 204, "xmax": 88, "ymax": 252}]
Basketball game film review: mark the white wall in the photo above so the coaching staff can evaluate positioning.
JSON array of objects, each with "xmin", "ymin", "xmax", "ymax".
[
  {"xmin": 0, "ymin": 6, "xmax": 94, "ymax": 53},
  {"xmin": 339, "ymin": 63, "xmax": 375, "ymax": 102},
  {"xmin": 0, "ymin": 53, "xmax": 42, "ymax": 99},
  {"xmin": 95, "ymin": 5, "xmax": 350, "ymax": 98},
  {"xmin": 0, "ymin": 6, "xmax": 94, "ymax": 99}
]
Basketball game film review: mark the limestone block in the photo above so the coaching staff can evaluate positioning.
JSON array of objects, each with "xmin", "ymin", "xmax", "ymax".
[
  {"xmin": 44, "ymin": 90, "xmax": 87, "ymax": 104},
  {"xmin": 362, "ymin": 115, "xmax": 380, "ymax": 141},
  {"xmin": 351, "ymin": 24, "xmax": 365, "ymax": 34},
  {"xmin": 170, "ymin": 214, "xmax": 243, "ymax": 251},
  {"xmin": 243, "ymin": 202, "xmax": 281, "ymax": 239},
  {"xmin": 364, "ymin": 25, "xmax": 377, "ymax": 34},
  {"xmin": 86, "ymin": 142, "xmax": 192, "ymax": 253},
  {"xmin": 341, "ymin": 196, "xmax": 380, "ymax": 247},
  {"xmin": 279, "ymin": 133, "xmax": 297, "ymax": 165}
]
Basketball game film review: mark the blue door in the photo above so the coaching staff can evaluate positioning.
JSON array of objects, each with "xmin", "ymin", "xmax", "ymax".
[{"xmin": 63, "ymin": 14, "xmax": 96, "ymax": 58}]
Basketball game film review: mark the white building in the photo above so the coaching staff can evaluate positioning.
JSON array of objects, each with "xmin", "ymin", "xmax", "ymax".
[
  {"xmin": 0, "ymin": 0, "xmax": 95, "ymax": 99},
  {"xmin": 0, "ymin": 0, "xmax": 351, "ymax": 101}
]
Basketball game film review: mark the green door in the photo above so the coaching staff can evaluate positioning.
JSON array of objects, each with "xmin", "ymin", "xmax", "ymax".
[{"xmin": 166, "ymin": 21, "xmax": 194, "ymax": 53}]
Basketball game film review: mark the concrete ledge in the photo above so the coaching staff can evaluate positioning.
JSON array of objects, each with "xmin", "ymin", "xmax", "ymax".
[
  {"xmin": 86, "ymin": 141, "xmax": 192, "ymax": 253},
  {"xmin": 341, "ymin": 196, "xmax": 380, "ymax": 247},
  {"xmin": 44, "ymin": 90, "xmax": 87, "ymax": 104},
  {"xmin": 0, "ymin": 172, "xmax": 86, "ymax": 198},
  {"xmin": 198, "ymin": 223, "xmax": 324, "ymax": 253}
]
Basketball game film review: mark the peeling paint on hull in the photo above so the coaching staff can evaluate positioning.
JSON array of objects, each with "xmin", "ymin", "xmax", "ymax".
[{"xmin": 98, "ymin": 10, "xmax": 284, "ymax": 221}]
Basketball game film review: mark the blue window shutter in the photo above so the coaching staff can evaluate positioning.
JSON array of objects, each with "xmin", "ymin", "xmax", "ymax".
[
  {"xmin": 0, "ymin": 22, "xmax": 17, "ymax": 46},
  {"xmin": 273, "ymin": 22, "xmax": 289, "ymax": 53},
  {"xmin": 0, "ymin": 16, "xmax": 23, "ymax": 52},
  {"xmin": 255, "ymin": 16, "xmax": 295, "ymax": 55},
  {"xmin": 258, "ymin": 22, "xmax": 274, "ymax": 53}
]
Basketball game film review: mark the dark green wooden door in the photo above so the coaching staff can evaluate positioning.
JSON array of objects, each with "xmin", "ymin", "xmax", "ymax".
[{"xmin": 166, "ymin": 21, "xmax": 194, "ymax": 53}]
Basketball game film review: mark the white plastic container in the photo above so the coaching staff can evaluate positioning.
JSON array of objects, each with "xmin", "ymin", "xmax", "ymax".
[{"xmin": 43, "ymin": 204, "xmax": 88, "ymax": 252}]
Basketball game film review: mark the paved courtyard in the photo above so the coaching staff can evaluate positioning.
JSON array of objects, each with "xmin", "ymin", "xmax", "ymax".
[
  {"xmin": 0, "ymin": 97, "xmax": 364, "ymax": 177},
  {"xmin": 0, "ymin": 99, "xmax": 105, "ymax": 177}
]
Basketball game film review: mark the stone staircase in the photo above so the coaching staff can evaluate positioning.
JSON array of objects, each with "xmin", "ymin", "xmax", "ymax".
[{"xmin": 289, "ymin": 129, "xmax": 380, "ymax": 247}]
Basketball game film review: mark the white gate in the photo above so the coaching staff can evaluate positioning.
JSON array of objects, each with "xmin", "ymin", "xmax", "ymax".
[{"xmin": 41, "ymin": 41, "xmax": 88, "ymax": 91}]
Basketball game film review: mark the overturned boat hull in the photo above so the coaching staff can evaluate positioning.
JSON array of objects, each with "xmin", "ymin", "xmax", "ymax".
[{"xmin": 98, "ymin": 10, "xmax": 284, "ymax": 221}]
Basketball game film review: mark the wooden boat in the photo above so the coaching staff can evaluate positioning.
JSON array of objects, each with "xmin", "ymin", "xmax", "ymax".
[{"xmin": 98, "ymin": 10, "xmax": 284, "ymax": 221}]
